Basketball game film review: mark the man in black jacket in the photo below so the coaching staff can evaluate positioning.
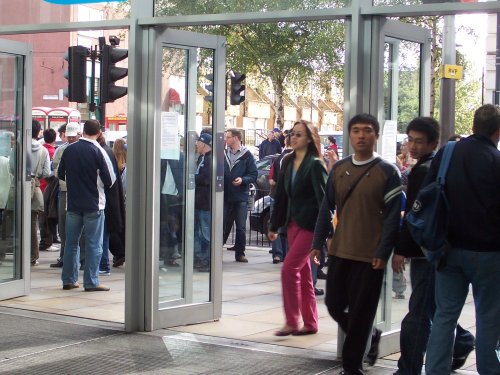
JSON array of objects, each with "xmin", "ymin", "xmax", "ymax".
[
  {"xmin": 393, "ymin": 117, "xmax": 474, "ymax": 375},
  {"xmin": 194, "ymin": 133, "xmax": 212, "ymax": 272},
  {"xmin": 425, "ymin": 105, "xmax": 499, "ymax": 375}
]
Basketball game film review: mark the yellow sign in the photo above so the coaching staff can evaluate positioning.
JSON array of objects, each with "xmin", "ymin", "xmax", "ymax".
[{"xmin": 441, "ymin": 64, "xmax": 463, "ymax": 80}]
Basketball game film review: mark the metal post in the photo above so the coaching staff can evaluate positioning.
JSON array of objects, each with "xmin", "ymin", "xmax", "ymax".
[
  {"xmin": 439, "ymin": 15, "xmax": 456, "ymax": 145},
  {"xmin": 495, "ymin": 13, "xmax": 500, "ymax": 105}
]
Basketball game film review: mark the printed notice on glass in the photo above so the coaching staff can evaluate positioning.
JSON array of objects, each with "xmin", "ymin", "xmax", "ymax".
[
  {"xmin": 381, "ymin": 120, "xmax": 397, "ymax": 164},
  {"xmin": 161, "ymin": 112, "xmax": 180, "ymax": 160}
]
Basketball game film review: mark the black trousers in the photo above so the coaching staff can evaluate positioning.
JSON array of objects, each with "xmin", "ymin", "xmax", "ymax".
[{"xmin": 326, "ymin": 256, "xmax": 384, "ymax": 373}]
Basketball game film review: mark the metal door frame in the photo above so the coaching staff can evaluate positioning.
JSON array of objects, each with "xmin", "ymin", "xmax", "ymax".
[
  {"xmin": 141, "ymin": 28, "xmax": 225, "ymax": 330},
  {"xmin": 0, "ymin": 38, "xmax": 32, "ymax": 300}
]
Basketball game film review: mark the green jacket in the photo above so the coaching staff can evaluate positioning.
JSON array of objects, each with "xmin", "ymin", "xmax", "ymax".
[{"xmin": 270, "ymin": 152, "xmax": 327, "ymax": 232}]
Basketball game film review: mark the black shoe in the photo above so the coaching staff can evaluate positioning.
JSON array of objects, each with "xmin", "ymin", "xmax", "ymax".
[
  {"xmin": 50, "ymin": 260, "xmax": 63, "ymax": 268},
  {"xmin": 79, "ymin": 263, "xmax": 84, "ymax": 270},
  {"xmin": 198, "ymin": 265, "xmax": 210, "ymax": 272},
  {"xmin": 227, "ymin": 246, "xmax": 237, "ymax": 251},
  {"xmin": 272, "ymin": 256, "xmax": 281, "ymax": 264},
  {"xmin": 112, "ymin": 256, "xmax": 125, "ymax": 268},
  {"xmin": 314, "ymin": 287, "xmax": 324, "ymax": 296},
  {"xmin": 451, "ymin": 346, "xmax": 474, "ymax": 371},
  {"xmin": 366, "ymin": 328, "xmax": 382, "ymax": 366},
  {"xmin": 317, "ymin": 269, "xmax": 327, "ymax": 279},
  {"xmin": 53, "ymin": 238, "xmax": 61, "ymax": 244}
]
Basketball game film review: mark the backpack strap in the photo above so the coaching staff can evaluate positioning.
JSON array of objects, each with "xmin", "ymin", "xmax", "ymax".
[{"xmin": 436, "ymin": 141, "xmax": 456, "ymax": 186}]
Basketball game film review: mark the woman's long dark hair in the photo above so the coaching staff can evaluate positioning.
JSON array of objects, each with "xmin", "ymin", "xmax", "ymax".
[{"xmin": 291, "ymin": 120, "xmax": 322, "ymax": 158}]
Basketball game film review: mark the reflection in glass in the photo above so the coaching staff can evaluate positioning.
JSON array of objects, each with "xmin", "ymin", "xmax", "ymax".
[
  {"xmin": 0, "ymin": 54, "xmax": 21, "ymax": 282},
  {"xmin": 158, "ymin": 46, "xmax": 213, "ymax": 305}
]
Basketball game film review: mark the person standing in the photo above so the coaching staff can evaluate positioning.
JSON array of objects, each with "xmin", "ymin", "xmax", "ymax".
[
  {"xmin": 268, "ymin": 120, "xmax": 327, "ymax": 336},
  {"xmin": 30, "ymin": 120, "xmax": 51, "ymax": 266},
  {"xmin": 58, "ymin": 119, "xmax": 116, "ymax": 292},
  {"xmin": 50, "ymin": 123, "xmax": 80, "ymax": 268},
  {"xmin": 259, "ymin": 130, "xmax": 282, "ymax": 159},
  {"xmin": 392, "ymin": 117, "xmax": 474, "ymax": 375},
  {"xmin": 38, "ymin": 128, "xmax": 59, "ymax": 251},
  {"xmin": 425, "ymin": 104, "xmax": 500, "ymax": 375},
  {"xmin": 311, "ymin": 113, "xmax": 402, "ymax": 374},
  {"xmin": 193, "ymin": 133, "xmax": 212, "ymax": 272},
  {"xmin": 223, "ymin": 128, "xmax": 257, "ymax": 263}
]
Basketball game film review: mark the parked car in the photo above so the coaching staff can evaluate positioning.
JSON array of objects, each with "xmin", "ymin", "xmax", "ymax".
[{"xmin": 249, "ymin": 153, "xmax": 281, "ymax": 201}]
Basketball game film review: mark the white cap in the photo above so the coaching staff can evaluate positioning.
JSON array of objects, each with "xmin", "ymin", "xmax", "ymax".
[{"xmin": 66, "ymin": 122, "xmax": 80, "ymax": 137}]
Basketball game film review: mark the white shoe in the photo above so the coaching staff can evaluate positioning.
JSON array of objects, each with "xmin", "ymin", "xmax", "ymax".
[{"xmin": 99, "ymin": 271, "xmax": 110, "ymax": 276}]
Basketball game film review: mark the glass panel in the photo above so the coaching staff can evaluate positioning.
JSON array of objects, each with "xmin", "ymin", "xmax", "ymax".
[
  {"xmin": 0, "ymin": 54, "xmax": 23, "ymax": 282},
  {"xmin": 158, "ymin": 46, "xmax": 213, "ymax": 305},
  {"xmin": 384, "ymin": 39, "xmax": 422, "ymax": 132},
  {"xmin": 0, "ymin": 1, "xmax": 128, "ymax": 26},
  {"xmin": 154, "ymin": 0, "xmax": 350, "ymax": 16}
]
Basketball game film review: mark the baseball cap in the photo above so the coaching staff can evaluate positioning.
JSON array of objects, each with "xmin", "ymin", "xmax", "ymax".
[
  {"xmin": 273, "ymin": 127, "xmax": 281, "ymax": 132},
  {"xmin": 66, "ymin": 122, "xmax": 80, "ymax": 137},
  {"xmin": 198, "ymin": 133, "xmax": 212, "ymax": 147}
]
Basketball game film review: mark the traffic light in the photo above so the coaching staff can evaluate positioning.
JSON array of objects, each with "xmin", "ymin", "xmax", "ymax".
[
  {"xmin": 229, "ymin": 71, "xmax": 246, "ymax": 105},
  {"xmin": 100, "ymin": 44, "xmax": 128, "ymax": 104},
  {"xmin": 63, "ymin": 46, "xmax": 89, "ymax": 103},
  {"xmin": 204, "ymin": 74, "xmax": 214, "ymax": 102}
]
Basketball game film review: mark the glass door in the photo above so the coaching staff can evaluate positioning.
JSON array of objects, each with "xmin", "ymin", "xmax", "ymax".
[
  {"xmin": 0, "ymin": 39, "xmax": 32, "ymax": 300},
  {"xmin": 371, "ymin": 19, "xmax": 431, "ymax": 351},
  {"xmin": 145, "ymin": 29, "xmax": 225, "ymax": 330}
]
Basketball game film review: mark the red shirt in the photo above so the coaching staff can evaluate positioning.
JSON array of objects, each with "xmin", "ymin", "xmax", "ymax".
[{"xmin": 40, "ymin": 143, "xmax": 56, "ymax": 192}]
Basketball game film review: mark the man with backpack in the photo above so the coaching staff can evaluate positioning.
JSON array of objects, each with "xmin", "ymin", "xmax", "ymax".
[
  {"xmin": 392, "ymin": 117, "xmax": 474, "ymax": 374},
  {"xmin": 425, "ymin": 104, "xmax": 500, "ymax": 375}
]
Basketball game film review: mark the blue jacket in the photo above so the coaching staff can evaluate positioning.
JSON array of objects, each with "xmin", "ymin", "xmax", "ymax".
[
  {"xmin": 224, "ymin": 146, "xmax": 257, "ymax": 202},
  {"xmin": 58, "ymin": 138, "xmax": 116, "ymax": 212}
]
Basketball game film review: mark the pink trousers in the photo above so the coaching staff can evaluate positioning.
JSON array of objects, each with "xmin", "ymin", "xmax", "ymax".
[{"xmin": 281, "ymin": 221, "xmax": 318, "ymax": 330}]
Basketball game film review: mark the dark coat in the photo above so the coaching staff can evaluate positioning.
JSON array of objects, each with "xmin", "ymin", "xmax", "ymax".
[
  {"xmin": 224, "ymin": 148, "xmax": 257, "ymax": 203},
  {"xmin": 195, "ymin": 151, "xmax": 212, "ymax": 211},
  {"xmin": 270, "ymin": 152, "xmax": 327, "ymax": 232}
]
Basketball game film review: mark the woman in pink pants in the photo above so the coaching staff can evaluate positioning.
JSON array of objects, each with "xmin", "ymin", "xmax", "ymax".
[{"xmin": 268, "ymin": 120, "xmax": 327, "ymax": 336}]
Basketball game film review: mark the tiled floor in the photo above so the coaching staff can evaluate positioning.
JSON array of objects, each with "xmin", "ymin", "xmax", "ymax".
[{"xmin": 0, "ymin": 244, "xmax": 478, "ymax": 373}]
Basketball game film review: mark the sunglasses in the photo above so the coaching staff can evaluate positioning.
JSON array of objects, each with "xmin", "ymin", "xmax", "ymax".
[{"xmin": 290, "ymin": 132, "xmax": 306, "ymax": 138}]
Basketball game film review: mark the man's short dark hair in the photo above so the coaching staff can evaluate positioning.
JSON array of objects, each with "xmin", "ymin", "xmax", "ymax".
[
  {"xmin": 348, "ymin": 113, "xmax": 380, "ymax": 135},
  {"xmin": 43, "ymin": 128, "xmax": 57, "ymax": 144},
  {"xmin": 32, "ymin": 120, "xmax": 42, "ymax": 139},
  {"xmin": 83, "ymin": 119, "xmax": 101, "ymax": 136},
  {"xmin": 406, "ymin": 117, "xmax": 440, "ymax": 144},
  {"xmin": 58, "ymin": 124, "xmax": 66, "ymax": 134},
  {"xmin": 226, "ymin": 128, "xmax": 242, "ymax": 141},
  {"xmin": 472, "ymin": 104, "xmax": 500, "ymax": 137}
]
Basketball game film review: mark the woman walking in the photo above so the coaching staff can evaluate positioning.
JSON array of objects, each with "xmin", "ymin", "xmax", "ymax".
[{"xmin": 268, "ymin": 120, "xmax": 327, "ymax": 336}]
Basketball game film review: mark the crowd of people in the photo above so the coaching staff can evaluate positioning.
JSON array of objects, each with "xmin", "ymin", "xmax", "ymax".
[
  {"xmin": 2, "ymin": 102, "xmax": 498, "ymax": 374},
  {"xmin": 26, "ymin": 119, "xmax": 128, "ymax": 292}
]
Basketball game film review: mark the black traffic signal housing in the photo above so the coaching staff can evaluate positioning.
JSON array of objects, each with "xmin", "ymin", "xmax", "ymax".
[
  {"xmin": 204, "ymin": 74, "xmax": 214, "ymax": 102},
  {"xmin": 230, "ymin": 71, "xmax": 246, "ymax": 105},
  {"xmin": 64, "ymin": 46, "xmax": 89, "ymax": 103},
  {"xmin": 100, "ymin": 44, "xmax": 128, "ymax": 104}
]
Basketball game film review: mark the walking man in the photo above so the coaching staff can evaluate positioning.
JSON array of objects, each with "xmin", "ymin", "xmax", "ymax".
[
  {"xmin": 311, "ymin": 114, "xmax": 402, "ymax": 374},
  {"xmin": 392, "ymin": 117, "xmax": 474, "ymax": 374},
  {"xmin": 58, "ymin": 119, "xmax": 116, "ymax": 292},
  {"xmin": 425, "ymin": 104, "xmax": 500, "ymax": 375},
  {"xmin": 223, "ymin": 128, "xmax": 257, "ymax": 263}
]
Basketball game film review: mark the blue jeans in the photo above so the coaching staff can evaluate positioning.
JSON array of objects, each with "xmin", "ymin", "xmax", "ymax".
[
  {"xmin": 62, "ymin": 210, "xmax": 104, "ymax": 289},
  {"xmin": 426, "ymin": 249, "xmax": 500, "ymax": 375},
  {"xmin": 194, "ymin": 209, "xmax": 210, "ymax": 266},
  {"xmin": 223, "ymin": 201, "xmax": 248, "ymax": 258},
  {"xmin": 99, "ymin": 221, "xmax": 110, "ymax": 273}
]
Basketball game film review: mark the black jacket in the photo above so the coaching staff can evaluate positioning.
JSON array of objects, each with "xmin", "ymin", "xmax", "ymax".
[
  {"xmin": 195, "ymin": 151, "xmax": 212, "ymax": 211},
  {"xmin": 395, "ymin": 153, "xmax": 434, "ymax": 258},
  {"xmin": 425, "ymin": 135, "xmax": 500, "ymax": 252}
]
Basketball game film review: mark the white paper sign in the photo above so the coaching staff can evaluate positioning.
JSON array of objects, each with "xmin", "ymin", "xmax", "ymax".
[
  {"xmin": 161, "ymin": 112, "xmax": 180, "ymax": 160},
  {"xmin": 381, "ymin": 120, "xmax": 397, "ymax": 164}
]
